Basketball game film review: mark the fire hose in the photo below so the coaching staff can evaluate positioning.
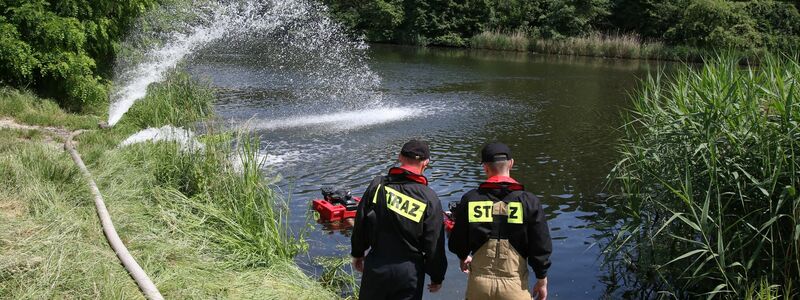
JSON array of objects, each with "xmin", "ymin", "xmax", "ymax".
[{"xmin": 65, "ymin": 130, "xmax": 164, "ymax": 300}]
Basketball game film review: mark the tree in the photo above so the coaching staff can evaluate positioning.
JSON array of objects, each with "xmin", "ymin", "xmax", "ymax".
[{"xmin": 0, "ymin": 0, "xmax": 156, "ymax": 112}]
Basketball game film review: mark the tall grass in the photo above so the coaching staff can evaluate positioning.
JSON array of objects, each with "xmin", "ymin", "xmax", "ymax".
[
  {"xmin": 316, "ymin": 255, "xmax": 359, "ymax": 299},
  {"xmin": 607, "ymin": 54, "xmax": 800, "ymax": 298},
  {"xmin": 470, "ymin": 30, "xmax": 529, "ymax": 52},
  {"xmin": 119, "ymin": 70, "xmax": 214, "ymax": 129},
  {"xmin": 531, "ymin": 33, "xmax": 666, "ymax": 59},
  {"xmin": 0, "ymin": 88, "xmax": 99, "ymax": 130},
  {"xmin": 125, "ymin": 131, "xmax": 307, "ymax": 267},
  {"xmin": 0, "ymin": 74, "xmax": 334, "ymax": 298}
]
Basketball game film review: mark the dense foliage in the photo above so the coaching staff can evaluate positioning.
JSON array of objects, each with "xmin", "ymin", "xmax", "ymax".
[
  {"xmin": 325, "ymin": 0, "xmax": 800, "ymax": 50},
  {"xmin": 608, "ymin": 55, "xmax": 800, "ymax": 298},
  {"xmin": 0, "ymin": 0, "xmax": 158, "ymax": 112}
]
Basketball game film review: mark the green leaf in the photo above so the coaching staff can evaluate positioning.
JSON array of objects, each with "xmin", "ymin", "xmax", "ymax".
[{"xmin": 663, "ymin": 249, "xmax": 707, "ymax": 267}]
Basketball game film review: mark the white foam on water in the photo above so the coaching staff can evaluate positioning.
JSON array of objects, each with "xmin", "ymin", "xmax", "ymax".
[
  {"xmin": 119, "ymin": 125, "xmax": 205, "ymax": 151},
  {"xmin": 246, "ymin": 107, "xmax": 429, "ymax": 131}
]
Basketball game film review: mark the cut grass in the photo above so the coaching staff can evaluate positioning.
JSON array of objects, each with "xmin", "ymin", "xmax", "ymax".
[{"xmin": 0, "ymin": 73, "xmax": 336, "ymax": 298}]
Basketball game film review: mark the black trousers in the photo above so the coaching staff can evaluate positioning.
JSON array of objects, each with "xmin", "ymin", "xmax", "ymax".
[{"xmin": 359, "ymin": 255, "xmax": 425, "ymax": 300}]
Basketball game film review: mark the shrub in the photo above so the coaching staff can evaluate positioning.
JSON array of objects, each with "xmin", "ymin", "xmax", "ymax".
[
  {"xmin": 608, "ymin": 54, "xmax": 800, "ymax": 298},
  {"xmin": 667, "ymin": 0, "xmax": 762, "ymax": 49},
  {"xmin": 744, "ymin": 0, "xmax": 800, "ymax": 50},
  {"xmin": 0, "ymin": 0, "xmax": 157, "ymax": 112},
  {"xmin": 431, "ymin": 32, "xmax": 467, "ymax": 47}
]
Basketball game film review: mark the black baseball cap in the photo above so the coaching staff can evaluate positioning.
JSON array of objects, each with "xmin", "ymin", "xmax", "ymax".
[
  {"xmin": 481, "ymin": 142, "xmax": 512, "ymax": 163},
  {"xmin": 400, "ymin": 139, "xmax": 430, "ymax": 160}
]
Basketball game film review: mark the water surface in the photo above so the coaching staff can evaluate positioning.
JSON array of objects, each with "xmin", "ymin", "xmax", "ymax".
[{"xmin": 190, "ymin": 44, "xmax": 664, "ymax": 299}]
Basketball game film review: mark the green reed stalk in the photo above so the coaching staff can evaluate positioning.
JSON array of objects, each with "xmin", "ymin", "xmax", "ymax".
[{"xmin": 607, "ymin": 54, "xmax": 800, "ymax": 299}]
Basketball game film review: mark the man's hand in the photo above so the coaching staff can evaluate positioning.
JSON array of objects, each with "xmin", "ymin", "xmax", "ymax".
[
  {"xmin": 428, "ymin": 282, "xmax": 442, "ymax": 293},
  {"xmin": 459, "ymin": 256, "xmax": 472, "ymax": 273},
  {"xmin": 351, "ymin": 257, "xmax": 364, "ymax": 273},
  {"xmin": 532, "ymin": 277, "xmax": 547, "ymax": 300}
]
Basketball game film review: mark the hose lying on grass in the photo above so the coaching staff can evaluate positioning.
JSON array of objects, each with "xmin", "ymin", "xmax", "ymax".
[{"xmin": 65, "ymin": 130, "xmax": 164, "ymax": 300}]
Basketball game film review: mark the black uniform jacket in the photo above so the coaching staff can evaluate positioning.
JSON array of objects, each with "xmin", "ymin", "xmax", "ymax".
[
  {"xmin": 351, "ymin": 167, "xmax": 448, "ymax": 283},
  {"xmin": 448, "ymin": 180, "xmax": 553, "ymax": 279}
]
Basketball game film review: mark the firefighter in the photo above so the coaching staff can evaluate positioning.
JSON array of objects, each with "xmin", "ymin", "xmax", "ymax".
[
  {"xmin": 448, "ymin": 142, "xmax": 553, "ymax": 300},
  {"xmin": 351, "ymin": 139, "xmax": 447, "ymax": 300}
]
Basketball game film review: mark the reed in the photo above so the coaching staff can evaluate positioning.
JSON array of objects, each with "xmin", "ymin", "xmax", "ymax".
[
  {"xmin": 607, "ymin": 54, "xmax": 800, "ymax": 298},
  {"xmin": 470, "ymin": 29, "xmax": 529, "ymax": 52},
  {"xmin": 532, "ymin": 33, "xmax": 650, "ymax": 59}
]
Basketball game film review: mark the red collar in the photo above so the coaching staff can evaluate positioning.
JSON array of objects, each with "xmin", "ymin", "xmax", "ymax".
[
  {"xmin": 479, "ymin": 176, "xmax": 524, "ymax": 191},
  {"xmin": 486, "ymin": 175, "xmax": 518, "ymax": 184},
  {"xmin": 388, "ymin": 167, "xmax": 428, "ymax": 185}
]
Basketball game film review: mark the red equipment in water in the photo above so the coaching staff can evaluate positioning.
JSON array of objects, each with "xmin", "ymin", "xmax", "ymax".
[
  {"xmin": 312, "ymin": 197, "xmax": 361, "ymax": 222},
  {"xmin": 444, "ymin": 212, "xmax": 455, "ymax": 233},
  {"xmin": 312, "ymin": 187, "xmax": 458, "ymax": 234},
  {"xmin": 313, "ymin": 188, "xmax": 361, "ymax": 222}
]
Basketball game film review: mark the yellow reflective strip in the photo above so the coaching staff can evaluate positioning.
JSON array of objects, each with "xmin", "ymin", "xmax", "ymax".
[
  {"xmin": 468, "ymin": 201, "xmax": 494, "ymax": 223},
  {"xmin": 372, "ymin": 184, "xmax": 381, "ymax": 203},
  {"xmin": 507, "ymin": 202, "xmax": 523, "ymax": 224},
  {"xmin": 383, "ymin": 186, "xmax": 427, "ymax": 223}
]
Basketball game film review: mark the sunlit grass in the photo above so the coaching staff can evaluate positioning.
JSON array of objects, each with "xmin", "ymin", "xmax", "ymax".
[
  {"xmin": 607, "ymin": 54, "xmax": 800, "ymax": 298},
  {"xmin": 0, "ymin": 88, "xmax": 99, "ymax": 130},
  {"xmin": 531, "ymin": 33, "xmax": 664, "ymax": 59},
  {"xmin": 470, "ymin": 29, "xmax": 529, "ymax": 51},
  {"xmin": 0, "ymin": 73, "xmax": 334, "ymax": 298}
]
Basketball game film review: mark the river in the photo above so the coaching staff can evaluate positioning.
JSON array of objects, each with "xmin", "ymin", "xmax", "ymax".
[{"xmin": 189, "ymin": 44, "xmax": 665, "ymax": 299}]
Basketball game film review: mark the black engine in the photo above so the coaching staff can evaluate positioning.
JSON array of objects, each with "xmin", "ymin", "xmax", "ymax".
[{"xmin": 321, "ymin": 187, "xmax": 359, "ymax": 211}]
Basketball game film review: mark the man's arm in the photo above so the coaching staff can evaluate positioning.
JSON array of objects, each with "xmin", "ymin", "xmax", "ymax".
[
  {"xmin": 351, "ymin": 176, "xmax": 381, "ymax": 258},
  {"xmin": 526, "ymin": 193, "xmax": 552, "ymax": 279},
  {"xmin": 421, "ymin": 191, "xmax": 447, "ymax": 284},
  {"xmin": 447, "ymin": 195, "xmax": 470, "ymax": 260}
]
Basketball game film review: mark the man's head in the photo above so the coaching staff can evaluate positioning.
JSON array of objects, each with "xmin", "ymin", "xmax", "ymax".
[
  {"xmin": 481, "ymin": 142, "xmax": 514, "ymax": 177},
  {"xmin": 398, "ymin": 139, "xmax": 430, "ymax": 173}
]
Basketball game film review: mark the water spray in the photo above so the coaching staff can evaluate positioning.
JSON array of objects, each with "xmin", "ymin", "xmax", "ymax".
[{"xmin": 107, "ymin": 0, "xmax": 381, "ymax": 127}]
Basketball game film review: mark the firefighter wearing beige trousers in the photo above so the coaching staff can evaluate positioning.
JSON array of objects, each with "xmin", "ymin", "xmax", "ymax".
[{"xmin": 448, "ymin": 143, "xmax": 552, "ymax": 300}]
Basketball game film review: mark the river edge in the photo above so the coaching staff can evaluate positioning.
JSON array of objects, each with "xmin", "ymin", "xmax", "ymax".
[
  {"xmin": 0, "ymin": 83, "xmax": 338, "ymax": 298},
  {"xmin": 367, "ymin": 34, "xmax": 772, "ymax": 64}
]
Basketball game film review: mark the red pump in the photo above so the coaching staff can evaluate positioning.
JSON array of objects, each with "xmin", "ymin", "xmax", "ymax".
[
  {"xmin": 312, "ymin": 187, "xmax": 456, "ymax": 234},
  {"xmin": 312, "ymin": 188, "xmax": 360, "ymax": 222}
]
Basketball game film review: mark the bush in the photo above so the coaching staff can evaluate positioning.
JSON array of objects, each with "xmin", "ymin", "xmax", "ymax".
[
  {"xmin": 608, "ymin": 54, "xmax": 800, "ymax": 298},
  {"xmin": 744, "ymin": 0, "xmax": 800, "ymax": 50},
  {"xmin": 0, "ymin": 0, "xmax": 157, "ymax": 112},
  {"xmin": 431, "ymin": 32, "xmax": 467, "ymax": 47},
  {"xmin": 666, "ymin": 0, "xmax": 762, "ymax": 49}
]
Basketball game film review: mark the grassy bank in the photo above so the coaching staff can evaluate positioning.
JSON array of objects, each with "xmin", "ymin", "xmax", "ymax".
[
  {"xmin": 470, "ymin": 30, "xmax": 529, "ymax": 52},
  {"xmin": 606, "ymin": 55, "xmax": 800, "ymax": 298},
  {"xmin": 0, "ymin": 75, "xmax": 336, "ymax": 298},
  {"xmin": 467, "ymin": 31, "xmax": 719, "ymax": 61}
]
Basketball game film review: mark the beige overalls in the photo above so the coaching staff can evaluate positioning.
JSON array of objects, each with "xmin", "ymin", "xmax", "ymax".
[{"xmin": 466, "ymin": 201, "xmax": 531, "ymax": 300}]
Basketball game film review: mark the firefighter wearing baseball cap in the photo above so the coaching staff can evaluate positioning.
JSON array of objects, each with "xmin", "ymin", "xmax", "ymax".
[
  {"xmin": 351, "ymin": 139, "xmax": 448, "ymax": 300},
  {"xmin": 448, "ymin": 142, "xmax": 553, "ymax": 300}
]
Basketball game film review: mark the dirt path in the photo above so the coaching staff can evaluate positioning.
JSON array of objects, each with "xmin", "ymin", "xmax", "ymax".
[{"xmin": 0, "ymin": 118, "xmax": 72, "ymax": 148}]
